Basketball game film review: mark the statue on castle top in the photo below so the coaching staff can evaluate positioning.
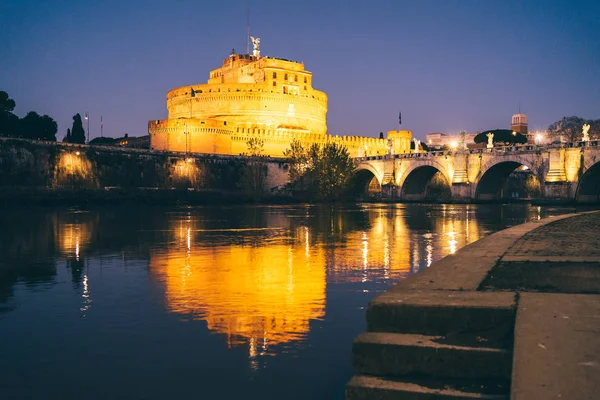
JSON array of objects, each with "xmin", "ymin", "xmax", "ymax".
[
  {"xmin": 413, "ymin": 138, "xmax": 421, "ymax": 153},
  {"xmin": 250, "ymin": 36, "xmax": 261, "ymax": 58},
  {"xmin": 486, "ymin": 132, "xmax": 494, "ymax": 148},
  {"xmin": 582, "ymin": 123, "xmax": 590, "ymax": 142}
]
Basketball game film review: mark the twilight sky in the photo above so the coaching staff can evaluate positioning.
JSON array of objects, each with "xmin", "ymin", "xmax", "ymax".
[{"xmin": 1, "ymin": 0, "xmax": 599, "ymax": 141}]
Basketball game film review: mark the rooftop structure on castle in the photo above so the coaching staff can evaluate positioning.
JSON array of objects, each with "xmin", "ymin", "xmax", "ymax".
[{"xmin": 148, "ymin": 39, "xmax": 412, "ymax": 158}]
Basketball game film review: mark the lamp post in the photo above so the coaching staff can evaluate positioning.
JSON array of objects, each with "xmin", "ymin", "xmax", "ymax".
[
  {"xmin": 85, "ymin": 112, "xmax": 89, "ymax": 143},
  {"xmin": 536, "ymin": 134, "xmax": 543, "ymax": 146}
]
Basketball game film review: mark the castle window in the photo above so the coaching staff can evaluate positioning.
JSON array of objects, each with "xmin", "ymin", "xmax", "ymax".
[
  {"xmin": 273, "ymin": 81, "xmax": 276, "ymax": 87},
  {"xmin": 304, "ymin": 86, "xmax": 307, "ymax": 90},
  {"xmin": 273, "ymin": 72, "xmax": 277, "ymax": 79},
  {"xmin": 284, "ymin": 73, "xmax": 288, "ymax": 80},
  {"xmin": 294, "ymin": 75, "xmax": 298, "ymax": 82},
  {"xmin": 283, "ymin": 86, "xmax": 288, "ymax": 94},
  {"xmin": 304, "ymin": 77, "xmax": 307, "ymax": 83}
]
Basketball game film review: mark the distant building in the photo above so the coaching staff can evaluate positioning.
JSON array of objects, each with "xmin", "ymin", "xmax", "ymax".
[
  {"xmin": 425, "ymin": 132, "xmax": 477, "ymax": 149},
  {"xmin": 89, "ymin": 134, "xmax": 150, "ymax": 149},
  {"xmin": 511, "ymin": 113, "xmax": 528, "ymax": 136},
  {"xmin": 117, "ymin": 134, "xmax": 150, "ymax": 149}
]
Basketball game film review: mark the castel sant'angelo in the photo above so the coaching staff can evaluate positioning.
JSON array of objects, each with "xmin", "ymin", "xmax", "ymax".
[{"xmin": 149, "ymin": 38, "xmax": 412, "ymax": 157}]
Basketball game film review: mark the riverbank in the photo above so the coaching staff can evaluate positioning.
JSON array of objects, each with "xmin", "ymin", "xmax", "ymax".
[
  {"xmin": 0, "ymin": 187, "xmax": 305, "ymax": 207},
  {"xmin": 347, "ymin": 211, "xmax": 600, "ymax": 399},
  {"xmin": 0, "ymin": 187, "xmax": 589, "ymax": 208}
]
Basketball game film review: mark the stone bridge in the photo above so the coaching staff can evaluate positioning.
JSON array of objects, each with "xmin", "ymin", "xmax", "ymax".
[{"xmin": 354, "ymin": 141, "xmax": 600, "ymax": 203}]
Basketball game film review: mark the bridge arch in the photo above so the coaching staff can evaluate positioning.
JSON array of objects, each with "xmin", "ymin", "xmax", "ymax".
[
  {"xmin": 576, "ymin": 161, "xmax": 600, "ymax": 203},
  {"xmin": 354, "ymin": 163, "xmax": 383, "ymax": 186},
  {"xmin": 474, "ymin": 158, "xmax": 539, "ymax": 200},
  {"xmin": 350, "ymin": 163, "xmax": 383, "ymax": 198},
  {"xmin": 399, "ymin": 161, "xmax": 451, "ymax": 200}
]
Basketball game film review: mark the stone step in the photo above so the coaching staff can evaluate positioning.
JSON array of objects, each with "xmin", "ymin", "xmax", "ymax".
[
  {"xmin": 367, "ymin": 290, "xmax": 516, "ymax": 348},
  {"xmin": 382, "ymin": 172, "xmax": 394, "ymax": 185},
  {"xmin": 352, "ymin": 332, "xmax": 512, "ymax": 380},
  {"xmin": 346, "ymin": 375, "xmax": 509, "ymax": 400}
]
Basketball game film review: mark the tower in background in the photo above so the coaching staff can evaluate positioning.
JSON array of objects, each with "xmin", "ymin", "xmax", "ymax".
[{"xmin": 511, "ymin": 113, "xmax": 528, "ymax": 135}]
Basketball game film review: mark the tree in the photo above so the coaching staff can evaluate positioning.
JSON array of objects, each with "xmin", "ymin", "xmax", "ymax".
[
  {"xmin": 283, "ymin": 139, "xmax": 310, "ymax": 194},
  {"xmin": 0, "ymin": 91, "xmax": 58, "ymax": 141},
  {"xmin": 245, "ymin": 137, "xmax": 265, "ymax": 157},
  {"xmin": 474, "ymin": 129, "xmax": 527, "ymax": 145},
  {"xmin": 240, "ymin": 137, "xmax": 267, "ymax": 201},
  {"xmin": 312, "ymin": 142, "xmax": 355, "ymax": 200},
  {"xmin": 547, "ymin": 116, "xmax": 600, "ymax": 143},
  {"xmin": 19, "ymin": 111, "xmax": 57, "ymax": 141},
  {"xmin": 69, "ymin": 113, "xmax": 86, "ymax": 144},
  {"xmin": 410, "ymin": 140, "xmax": 431, "ymax": 152},
  {"xmin": 63, "ymin": 128, "xmax": 71, "ymax": 142},
  {"xmin": 0, "ymin": 91, "xmax": 16, "ymax": 113},
  {"xmin": 284, "ymin": 141, "xmax": 355, "ymax": 200},
  {"xmin": 0, "ymin": 91, "xmax": 18, "ymax": 137},
  {"xmin": 89, "ymin": 136, "xmax": 116, "ymax": 146}
]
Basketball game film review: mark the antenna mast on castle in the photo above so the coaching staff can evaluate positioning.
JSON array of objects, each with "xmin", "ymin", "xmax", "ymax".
[{"xmin": 246, "ymin": 8, "xmax": 250, "ymax": 54}]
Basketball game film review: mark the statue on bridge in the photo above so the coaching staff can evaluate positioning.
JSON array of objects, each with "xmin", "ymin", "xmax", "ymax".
[
  {"xmin": 582, "ymin": 123, "xmax": 591, "ymax": 142},
  {"xmin": 486, "ymin": 132, "xmax": 494, "ymax": 148},
  {"xmin": 413, "ymin": 138, "xmax": 421, "ymax": 153},
  {"xmin": 387, "ymin": 139, "xmax": 394, "ymax": 156}
]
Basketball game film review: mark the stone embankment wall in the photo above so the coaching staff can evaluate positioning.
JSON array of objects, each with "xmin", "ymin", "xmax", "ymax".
[{"xmin": 0, "ymin": 138, "xmax": 289, "ymax": 195}]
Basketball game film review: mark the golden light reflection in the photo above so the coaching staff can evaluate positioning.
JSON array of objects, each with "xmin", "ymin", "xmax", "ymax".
[
  {"xmin": 58, "ymin": 220, "xmax": 92, "ymax": 257},
  {"xmin": 412, "ymin": 236, "xmax": 421, "ymax": 274},
  {"xmin": 80, "ymin": 274, "xmax": 92, "ymax": 316},
  {"xmin": 362, "ymin": 231, "xmax": 369, "ymax": 282},
  {"xmin": 326, "ymin": 211, "xmax": 411, "ymax": 282},
  {"xmin": 447, "ymin": 231, "xmax": 457, "ymax": 254},
  {"xmin": 304, "ymin": 226, "xmax": 310, "ymax": 258},
  {"xmin": 148, "ymin": 206, "xmax": 489, "ymax": 360},
  {"xmin": 423, "ymin": 233, "xmax": 434, "ymax": 268},
  {"xmin": 149, "ymin": 227, "xmax": 326, "ymax": 355}
]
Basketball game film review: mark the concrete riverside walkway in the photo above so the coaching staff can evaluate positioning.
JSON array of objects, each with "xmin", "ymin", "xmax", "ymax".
[
  {"xmin": 482, "ymin": 211, "xmax": 600, "ymax": 400},
  {"xmin": 347, "ymin": 211, "xmax": 600, "ymax": 400}
]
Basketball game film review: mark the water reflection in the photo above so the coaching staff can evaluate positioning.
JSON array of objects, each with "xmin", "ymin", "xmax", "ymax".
[
  {"xmin": 0, "ymin": 203, "xmax": 585, "ymax": 399},
  {"xmin": 149, "ymin": 216, "xmax": 325, "ymax": 355},
  {"xmin": 146, "ymin": 204, "xmax": 498, "ymax": 359}
]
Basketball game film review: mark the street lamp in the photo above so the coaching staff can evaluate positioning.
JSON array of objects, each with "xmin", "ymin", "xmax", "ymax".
[
  {"xmin": 85, "ymin": 112, "xmax": 89, "ymax": 143},
  {"xmin": 535, "ymin": 134, "xmax": 543, "ymax": 145}
]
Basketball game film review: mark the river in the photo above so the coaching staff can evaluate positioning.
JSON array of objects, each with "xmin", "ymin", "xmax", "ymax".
[{"xmin": 0, "ymin": 203, "xmax": 582, "ymax": 399}]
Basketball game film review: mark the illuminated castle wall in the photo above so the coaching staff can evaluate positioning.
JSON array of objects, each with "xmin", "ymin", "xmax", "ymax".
[{"xmin": 149, "ymin": 46, "xmax": 412, "ymax": 157}]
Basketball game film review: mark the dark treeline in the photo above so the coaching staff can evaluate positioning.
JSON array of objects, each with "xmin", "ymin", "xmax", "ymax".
[
  {"xmin": 0, "ymin": 91, "xmax": 57, "ymax": 141},
  {"xmin": 0, "ymin": 90, "xmax": 87, "ymax": 144}
]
